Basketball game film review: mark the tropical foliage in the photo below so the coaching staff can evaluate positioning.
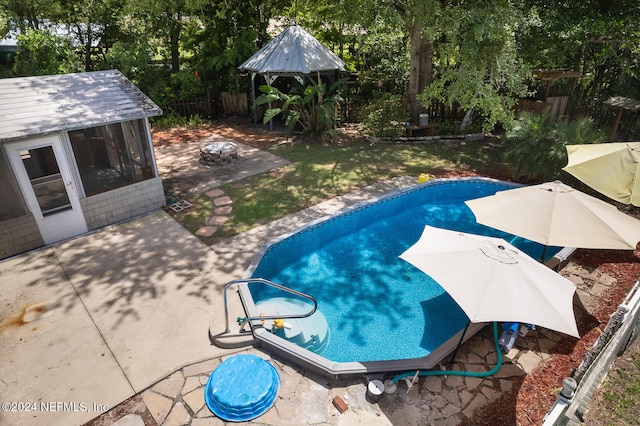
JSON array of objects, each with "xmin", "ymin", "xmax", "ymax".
[
  {"xmin": 502, "ymin": 110, "xmax": 606, "ymax": 182},
  {"xmin": 256, "ymin": 78, "xmax": 347, "ymax": 140}
]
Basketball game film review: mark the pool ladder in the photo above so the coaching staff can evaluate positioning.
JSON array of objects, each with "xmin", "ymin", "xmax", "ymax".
[{"xmin": 222, "ymin": 278, "xmax": 317, "ymax": 334}]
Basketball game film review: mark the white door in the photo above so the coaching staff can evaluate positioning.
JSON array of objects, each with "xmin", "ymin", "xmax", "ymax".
[{"xmin": 6, "ymin": 135, "xmax": 88, "ymax": 244}]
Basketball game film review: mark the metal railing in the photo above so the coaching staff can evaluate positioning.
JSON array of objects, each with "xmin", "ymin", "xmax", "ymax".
[{"xmin": 222, "ymin": 278, "xmax": 317, "ymax": 333}]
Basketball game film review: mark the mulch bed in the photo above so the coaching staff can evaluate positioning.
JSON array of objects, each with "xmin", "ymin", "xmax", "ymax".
[
  {"xmin": 152, "ymin": 116, "xmax": 285, "ymax": 149},
  {"xmin": 152, "ymin": 118, "xmax": 640, "ymax": 425},
  {"xmin": 467, "ymin": 249, "xmax": 639, "ymax": 425}
]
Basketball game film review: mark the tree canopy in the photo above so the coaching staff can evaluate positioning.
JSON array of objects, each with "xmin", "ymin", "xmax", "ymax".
[{"xmin": 1, "ymin": 0, "xmax": 638, "ymax": 132}]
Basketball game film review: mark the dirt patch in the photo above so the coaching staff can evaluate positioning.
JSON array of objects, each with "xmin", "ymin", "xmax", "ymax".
[
  {"xmin": 152, "ymin": 116, "xmax": 287, "ymax": 149},
  {"xmin": 83, "ymin": 395, "xmax": 157, "ymax": 426}
]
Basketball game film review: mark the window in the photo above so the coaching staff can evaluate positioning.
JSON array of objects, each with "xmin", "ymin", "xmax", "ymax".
[
  {"xmin": 0, "ymin": 150, "xmax": 27, "ymax": 221},
  {"xmin": 69, "ymin": 120, "xmax": 155, "ymax": 196}
]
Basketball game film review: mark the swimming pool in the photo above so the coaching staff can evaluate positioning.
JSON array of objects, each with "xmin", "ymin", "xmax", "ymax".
[{"xmin": 238, "ymin": 177, "xmax": 573, "ymax": 376}]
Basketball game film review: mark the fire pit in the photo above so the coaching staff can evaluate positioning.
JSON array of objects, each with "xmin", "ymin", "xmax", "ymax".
[{"xmin": 200, "ymin": 141, "xmax": 238, "ymax": 164}]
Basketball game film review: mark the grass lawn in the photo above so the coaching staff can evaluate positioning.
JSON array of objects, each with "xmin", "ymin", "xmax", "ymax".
[
  {"xmin": 174, "ymin": 135, "xmax": 510, "ymax": 244},
  {"xmin": 586, "ymin": 336, "xmax": 640, "ymax": 424}
]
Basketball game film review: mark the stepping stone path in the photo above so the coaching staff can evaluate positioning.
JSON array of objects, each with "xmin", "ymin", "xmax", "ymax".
[{"xmin": 195, "ymin": 189, "xmax": 233, "ymax": 237}]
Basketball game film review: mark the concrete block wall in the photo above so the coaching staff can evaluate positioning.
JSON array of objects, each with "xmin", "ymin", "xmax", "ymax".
[
  {"xmin": 0, "ymin": 179, "xmax": 165, "ymax": 260},
  {"xmin": 81, "ymin": 177, "xmax": 166, "ymax": 230},
  {"xmin": 0, "ymin": 215, "xmax": 44, "ymax": 260}
]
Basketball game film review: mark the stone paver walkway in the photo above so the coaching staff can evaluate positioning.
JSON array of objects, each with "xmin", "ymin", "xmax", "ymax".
[{"xmin": 194, "ymin": 189, "xmax": 234, "ymax": 238}]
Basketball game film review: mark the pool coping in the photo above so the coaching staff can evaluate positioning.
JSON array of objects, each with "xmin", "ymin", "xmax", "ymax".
[{"xmin": 238, "ymin": 177, "xmax": 576, "ymax": 377}]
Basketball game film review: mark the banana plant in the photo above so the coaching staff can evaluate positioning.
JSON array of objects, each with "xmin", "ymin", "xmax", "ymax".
[{"xmin": 256, "ymin": 77, "xmax": 347, "ymax": 140}]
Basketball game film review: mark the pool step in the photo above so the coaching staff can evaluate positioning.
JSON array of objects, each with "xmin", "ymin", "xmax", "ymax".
[{"xmin": 255, "ymin": 297, "xmax": 330, "ymax": 354}]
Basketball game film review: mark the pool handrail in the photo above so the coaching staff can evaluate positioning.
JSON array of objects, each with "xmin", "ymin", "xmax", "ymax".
[{"xmin": 222, "ymin": 278, "xmax": 317, "ymax": 333}]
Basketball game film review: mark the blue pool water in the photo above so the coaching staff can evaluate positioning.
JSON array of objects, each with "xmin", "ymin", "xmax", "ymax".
[{"xmin": 249, "ymin": 179, "xmax": 559, "ymax": 364}]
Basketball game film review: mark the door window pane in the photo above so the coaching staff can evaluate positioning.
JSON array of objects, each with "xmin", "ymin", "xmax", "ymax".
[{"xmin": 20, "ymin": 146, "xmax": 72, "ymax": 216}]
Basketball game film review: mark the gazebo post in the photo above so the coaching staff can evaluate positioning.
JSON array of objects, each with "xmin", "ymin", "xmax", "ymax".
[
  {"xmin": 267, "ymin": 73, "xmax": 273, "ymax": 131},
  {"xmin": 251, "ymin": 72, "xmax": 257, "ymax": 124}
]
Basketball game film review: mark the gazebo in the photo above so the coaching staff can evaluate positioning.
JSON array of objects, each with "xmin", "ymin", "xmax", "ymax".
[
  {"xmin": 603, "ymin": 96, "xmax": 640, "ymax": 141},
  {"xmin": 238, "ymin": 25, "xmax": 345, "ymax": 127}
]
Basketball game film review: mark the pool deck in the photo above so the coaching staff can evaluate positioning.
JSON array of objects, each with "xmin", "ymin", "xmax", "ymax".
[{"xmin": 0, "ymin": 174, "xmax": 614, "ymax": 426}]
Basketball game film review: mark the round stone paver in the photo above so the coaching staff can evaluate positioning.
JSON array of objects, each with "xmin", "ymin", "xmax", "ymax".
[
  {"xmin": 196, "ymin": 226, "xmax": 218, "ymax": 237},
  {"xmin": 207, "ymin": 216, "xmax": 230, "ymax": 226}
]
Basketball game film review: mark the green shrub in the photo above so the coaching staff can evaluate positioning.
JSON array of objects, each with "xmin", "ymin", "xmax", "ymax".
[
  {"xmin": 359, "ymin": 93, "xmax": 409, "ymax": 138},
  {"xmin": 153, "ymin": 113, "xmax": 206, "ymax": 129},
  {"xmin": 187, "ymin": 114, "xmax": 205, "ymax": 127},
  {"xmin": 435, "ymin": 120, "xmax": 484, "ymax": 136},
  {"xmin": 257, "ymin": 78, "xmax": 347, "ymax": 141},
  {"xmin": 153, "ymin": 113, "xmax": 189, "ymax": 129},
  {"xmin": 502, "ymin": 110, "xmax": 606, "ymax": 182}
]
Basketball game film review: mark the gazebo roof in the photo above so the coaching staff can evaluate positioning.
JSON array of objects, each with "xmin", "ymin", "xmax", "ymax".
[{"xmin": 238, "ymin": 25, "xmax": 345, "ymax": 76}]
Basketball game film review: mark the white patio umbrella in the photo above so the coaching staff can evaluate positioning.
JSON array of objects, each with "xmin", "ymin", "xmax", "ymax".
[
  {"xmin": 399, "ymin": 225, "xmax": 579, "ymax": 338},
  {"xmin": 563, "ymin": 142, "xmax": 640, "ymax": 207},
  {"xmin": 464, "ymin": 181, "xmax": 640, "ymax": 253}
]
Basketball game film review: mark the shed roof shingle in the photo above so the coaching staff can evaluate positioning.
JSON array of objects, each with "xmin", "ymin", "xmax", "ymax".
[{"xmin": 0, "ymin": 70, "xmax": 162, "ymax": 141}]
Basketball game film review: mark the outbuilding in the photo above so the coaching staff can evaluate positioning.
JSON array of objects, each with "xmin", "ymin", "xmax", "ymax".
[
  {"xmin": 238, "ymin": 25, "xmax": 345, "ymax": 127},
  {"xmin": 0, "ymin": 70, "xmax": 165, "ymax": 259}
]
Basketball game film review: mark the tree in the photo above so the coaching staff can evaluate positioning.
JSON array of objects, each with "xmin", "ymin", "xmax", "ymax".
[
  {"xmin": 420, "ymin": 1, "xmax": 531, "ymax": 132},
  {"xmin": 291, "ymin": 0, "xmax": 529, "ymax": 131},
  {"xmin": 123, "ymin": 0, "xmax": 188, "ymax": 73},
  {"xmin": 13, "ymin": 29, "xmax": 81, "ymax": 76},
  {"xmin": 57, "ymin": 0, "xmax": 126, "ymax": 71},
  {"xmin": 0, "ymin": 0, "xmax": 62, "ymax": 32},
  {"xmin": 186, "ymin": 0, "xmax": 282, "ymax": 94},
  {"xmin": 406, "ymin": 0, "xmax": 438, "ymax": 124},
  {"xmin": 517, "ymin": 0, "xmax": 640, "ymax": 115}
]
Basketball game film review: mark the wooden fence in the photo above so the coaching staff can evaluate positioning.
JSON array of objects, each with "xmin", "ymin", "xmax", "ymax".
[
  {"xmin": 221, "ymin": 92, "xmax": 249, "ymax": 116},
  {"xmin": 166, "ymin": 93, "xmax": 249, "ymax": 118},
  {"xmin": 167, "ymin": 96, "xmax": 215, "ymax": 118}
]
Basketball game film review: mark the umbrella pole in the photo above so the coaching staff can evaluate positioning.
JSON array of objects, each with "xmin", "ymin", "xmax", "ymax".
[
  {"xmin": 449, "ymin": 320, "xmax": 471, "ymax": 365},
  {"xmin": 540, "ymin": 245, "xmax": 548, "ymax": 263}
]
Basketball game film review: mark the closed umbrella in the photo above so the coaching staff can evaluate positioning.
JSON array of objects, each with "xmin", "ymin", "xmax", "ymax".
[
  {"xmin": 464, "ymin": 181, "xmax": 640, "ymax": 252},
  {"xmin": 399, "ymin": 225, "xmax": 579, "ymax": 338},
  {"xmin": 563, "ymin": 142, "xmax": 640, "ymax": 207}
]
